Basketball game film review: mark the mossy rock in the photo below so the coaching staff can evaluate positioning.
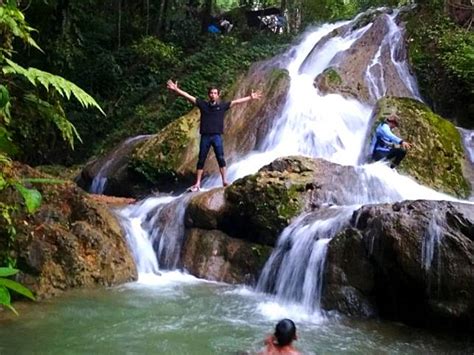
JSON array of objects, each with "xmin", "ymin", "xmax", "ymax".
[
  {"xmin": 131, "ymin": 109, "xmax": 200, "ymax": 184},
  {"xmin": 351, "ymin": 8, "xmax": 392, "ymax": 30},
  {"xmin": 313, "ymin": 67, "xmax": 357, "ymax": 99},
  {"xmin": 372, "ymin": 97, "xmax": 471, "ymax": 197},
  {"xmin": 224, "ymin": 160, "xmax": 312, "ymax": 245},
  {"xmin": 130, "ymin": 66, "xmax": 290, "ymax": 187}
]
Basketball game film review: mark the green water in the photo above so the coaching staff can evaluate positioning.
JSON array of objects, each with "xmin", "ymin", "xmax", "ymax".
[{"xmin": 0, "ymin": 272, "xmax": 472, "ymax": 354}]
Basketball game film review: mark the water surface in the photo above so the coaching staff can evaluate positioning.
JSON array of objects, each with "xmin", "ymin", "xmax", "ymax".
[{"xmin": 1, "ymin": 273, "xmax": 472, "ymax": 354}]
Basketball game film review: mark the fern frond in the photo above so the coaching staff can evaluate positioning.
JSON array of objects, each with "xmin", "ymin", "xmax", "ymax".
[
  {"xmin": 24, "ymin": 94, "xmax": 82, "ymax": 149},
  {"xmin": 0, "ymin": 5, "xmax": 42, "ymax": 53},
  {"xmin": 3, "ymin": 59, "xmax": 105, "ymax": 115}
]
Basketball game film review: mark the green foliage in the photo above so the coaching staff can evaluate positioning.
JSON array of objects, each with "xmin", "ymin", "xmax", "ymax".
[
  {"xmin": 436, "ymin": 27, "xmax": 474, "ymax": 84},
  {"xmin": 0, "ymin": 1, "xmax": 42, "ymax": 59},
  {"xmin": 131, "ymin": 37, "xmax": 181, "ymax": 74},
  {"xmin": 406, "ymin": 8, "xmax": 474, "ymax": 126},
  {"xmin": 0, "ymin": 266, "xmax": 35, "ymax": 315},
  {"xmin": 3, "ymin": 58, "xmax": 104, "ymax": 115}
]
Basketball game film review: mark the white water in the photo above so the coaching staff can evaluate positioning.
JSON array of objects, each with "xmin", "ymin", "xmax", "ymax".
[
  {"xmin": 117, "ymin": 11, "xmax": 467, "ymax": 318},
  {"xmin": 365, "ymin": 12, "xmax": 421, "ymax": 101},
  {"xmin": 421, "ymin": 209, "xmax": 444, "ymax": 271},
  {"xmin": 459, "ymin": 128, "xmax": 474, "ymax": 163},
  {"xmin": 90, "ymin": 135, "xmax": 151, "ymax": 194}
]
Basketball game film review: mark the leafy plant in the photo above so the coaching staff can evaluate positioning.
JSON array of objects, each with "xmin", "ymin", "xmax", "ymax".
[{"xmin": 0, "ymin": 266, "xmax": 35, "ymax": 315}]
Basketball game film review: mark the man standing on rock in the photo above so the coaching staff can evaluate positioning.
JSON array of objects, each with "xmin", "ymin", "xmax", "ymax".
[
  {"xmin": 371, "ymin": 114, "xmax": 412, "ymax": 168},
  {"xmin": 167, "ymin": 80, "xmax": 262, "ymax": 191}
]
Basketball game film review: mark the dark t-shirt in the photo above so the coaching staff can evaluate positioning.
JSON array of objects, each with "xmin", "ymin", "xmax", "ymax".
[{"xmin": 196, "ymin": 98, "xmax": 231, "ymax": 134}]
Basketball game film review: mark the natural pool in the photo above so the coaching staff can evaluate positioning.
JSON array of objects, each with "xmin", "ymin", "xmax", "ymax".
[{"xmin": 1, "ymin": 272, "xmax": 472, "ymax": 354}]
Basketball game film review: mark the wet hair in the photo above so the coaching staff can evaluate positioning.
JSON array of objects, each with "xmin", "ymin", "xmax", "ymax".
[
  {"xmin": 274, "ymin": 319, "xmax": 296, "ymax": 347},
  {"xmin": 207, "ymin": 86, "xmax": 220, "ymax": 95}
]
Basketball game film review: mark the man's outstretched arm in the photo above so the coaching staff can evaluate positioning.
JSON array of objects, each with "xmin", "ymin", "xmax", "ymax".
[
  {"xmin": 167, "ymin": 80, "xmax": 196, "ymax": 104},
  {"xmin": 230, "ymin": 90, "xmax": 263, "ymax": 107}
]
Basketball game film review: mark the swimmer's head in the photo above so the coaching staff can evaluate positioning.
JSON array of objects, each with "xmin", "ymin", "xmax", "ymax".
[{"xmin": 274, "ymin": 319, "xmax": 297, "ymax": 346}]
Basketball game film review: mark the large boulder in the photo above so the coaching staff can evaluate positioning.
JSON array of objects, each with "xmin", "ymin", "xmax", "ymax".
[
  {"xmin": 368, "ymin": 97, "xmax": 471, "ymax": 197},
  {"xmin": 131, "ymin": 109, "xmax": 201, "ymax": 188},
  {"xmin": 2, "ymin": 163, "xmax": 137, "ymax": 299},
  {"xmin": 131, "ymin": 64, "xmax": 290, "ymax": 187},
  {"xmin": 322, "ymin": 200, "xmax": 474, "ymax": 330},
  {"xmin": 185, "ymin": 156, "xmax": 383, "ymax": 246},
  {"xmin": 181, "ymin": 228, "xmax": 272, "ymax": 285},
  {"xmin": 312, "ymin": 12, "xmax": 415, "ymax": 103},
  {"xmin": 76, "ymin": 135, "xmax": 152, "ymax": 197}
]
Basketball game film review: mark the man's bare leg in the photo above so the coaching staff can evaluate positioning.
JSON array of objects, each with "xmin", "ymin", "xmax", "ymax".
[
  {"xmin": 191, "ymin": 169, "xmax": 203, "ymax": 191},
  {"xmin": 220, "ymin": 167, "xmax": 229, "ymax": 187}
]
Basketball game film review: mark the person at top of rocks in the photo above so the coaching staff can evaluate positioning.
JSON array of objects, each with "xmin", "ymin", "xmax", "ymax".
[
  {"xmin": 166, "ymin": 80, "xmax": 262, "ymax": 191},
  {"xmin": 370, "ymin": 113, "xmax": 412, "ymax": 168},
  {"xmin": 260, "ymin": 319, "xmax": 300, "ymax": 355}
]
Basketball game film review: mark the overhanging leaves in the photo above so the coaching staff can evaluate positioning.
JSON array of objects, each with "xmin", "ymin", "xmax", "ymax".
[
  {"xmin": 3, "ymin": 59, "xmax": 105, "ymax": 115},
  {"xmin": 0, "ymin": 278, "xmax": 35, "ymax": 300}
]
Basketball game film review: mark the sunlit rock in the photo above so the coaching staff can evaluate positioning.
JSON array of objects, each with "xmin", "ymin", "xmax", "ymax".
[
  {"xmin": 2, "ymin": 163, "xmax": 137, "ymax": 299},
  {"xmin": 312, "ymin": 12, "xmax": 416, "ymax": 103}
]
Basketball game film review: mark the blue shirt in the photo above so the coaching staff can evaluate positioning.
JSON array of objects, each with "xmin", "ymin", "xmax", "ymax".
[{"xmin": 370, "ymin": 122, "xmax": 403, "ymax": 154}]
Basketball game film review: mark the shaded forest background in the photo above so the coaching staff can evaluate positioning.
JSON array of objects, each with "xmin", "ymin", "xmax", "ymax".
[{"xmin": 3, "ymin": 0, "xmax": 474, "ymax": 167}]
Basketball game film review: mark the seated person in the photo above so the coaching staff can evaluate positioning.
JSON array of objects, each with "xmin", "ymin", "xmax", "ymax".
[
  {"xmin": 370, "ymin": 114, "xmax": 412, "ymax": 168},
  {"xmin": 260, "ymin": 319, "xmax": 300, "ymax": 355}
]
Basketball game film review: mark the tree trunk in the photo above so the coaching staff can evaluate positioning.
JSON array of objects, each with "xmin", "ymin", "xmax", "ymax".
[
  {"xmin": 145, "ymin": 0, "xmax": 150, "ymax": 35},
  {"xmin": 117, "ymin": 0, "xmax": 122, "ymax": 48},
  {"xmin": 201, "ymin": 0, "xmax": 214, "ymax": 33},
  {"xmin": 287, "ymin": 0, "xmax": 302, "ymax": 33},
  {"xmin": 156, "ymin": 0, "xmax": 166, "ymax": 35}
]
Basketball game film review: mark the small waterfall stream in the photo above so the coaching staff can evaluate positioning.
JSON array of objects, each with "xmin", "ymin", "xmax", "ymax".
[
  {"xmin": 116, "ymin": 9, "xmax": 465, "ymax": 318},
  {"xmin": 89, "ymin": 135, "xmax": 151, "ymax": 194}
]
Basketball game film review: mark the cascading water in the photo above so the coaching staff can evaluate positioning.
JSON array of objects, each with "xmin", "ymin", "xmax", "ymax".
[
  {"xmin": 365, "ymin": 12, "xmax": 421, "ymax": 101},
  {"xmin": 256, "ymin": 208, "xmax": 354, "ymax": 312},
  {"xmin": 117, "ymin": 194, "xmax": 192, "ymax": 278},
  {"xmin": 90, "ymin": 135, "xmax": 151, "ymax": 194},
  {"xmin": 117, "ymin": 9, "xmax": 462, "ymax": 316},
  {"xmin": 421, "ymin": 209, "xmax": 443, "ymax": 271}
]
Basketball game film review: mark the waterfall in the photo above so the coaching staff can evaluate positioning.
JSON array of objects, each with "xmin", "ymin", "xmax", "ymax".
[
  {"xmin": 117, "ymin": 9, "xmax": 461, "ymax": 311},
  {"xmin": 365, "ymin": 12, "xmax": 421, "ymax": 101},
  {"xmin": 256, "ymin": 208, "xmax": 354, "ymax": 313},
  {"xmin": 421, "ymin": 209, "xmax": 444, "ymax": 271},
  {"xmin": 459, "ymin": 128, "xmax": 474, "ymax": 163},
  {"xmin": 421, "ymin": 209, "xmax": 444, "ymax": 295},
  {"xmin": 90, "ymin": 135, "xmax": 151, "ymax": 194},
  {"xmin": 116, "ymin": 194, "xmax": 192, "ymax": 276}
]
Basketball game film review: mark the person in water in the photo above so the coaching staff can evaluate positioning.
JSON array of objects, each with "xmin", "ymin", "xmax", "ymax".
[
  {"xmin": 370, "ymin": 114, "xmax": 412, "ymax": 168},
  {"xmin": 166, "ymin": 80, "xmax": 262, "ymax": 191},
  {"xmin": 261, "ymin": 319, "xmax": 300, "ymax": 355}
]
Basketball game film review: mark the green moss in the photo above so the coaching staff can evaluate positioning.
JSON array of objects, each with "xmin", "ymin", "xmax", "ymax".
[
  {"xmin": 325, "ymin": 68, "xmax": 342, "ymax": 86},
  {"xmin": 226, "ymin": 169, "xmax": 307, "ymax": 244},
  {"xmin": 373, "ymin": 97, "xmax": 470, "ymax": 197},
  {"xmin": 130, "ymin": 109, "xmax": 199, "ymax": 184}
]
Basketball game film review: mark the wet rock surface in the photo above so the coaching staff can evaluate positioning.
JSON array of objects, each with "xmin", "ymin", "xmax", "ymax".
[
  {"xmin": 182, "ymin": 228, "xmax": 272, "ymax": 285},
  {"xmin": 312, "ymin": 12, "xmax": 415, "ymax": 103},
  {"xmin": 323, "ymin": 200, "xmax": 474, "ymax": 330}
]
